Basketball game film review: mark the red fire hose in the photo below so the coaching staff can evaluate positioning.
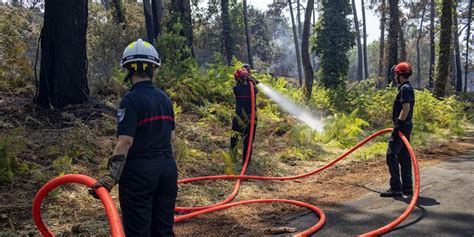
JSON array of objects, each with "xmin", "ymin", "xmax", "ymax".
[{"xmin": 32, "ymin": 81, "xmax": 420, "ymax": 236}]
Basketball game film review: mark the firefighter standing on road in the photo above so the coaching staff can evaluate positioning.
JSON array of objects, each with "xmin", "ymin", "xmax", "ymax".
[
  {"xmin": 381, "ymin": 62, "xmax": 415, "ymax": 198},
  {"xmin": 90, "ymin": 39, "xmax": 178, "ymax": 236},
  {"xmin": 230, "ymin": 65, "xmax": 259, "ymax": 165}
]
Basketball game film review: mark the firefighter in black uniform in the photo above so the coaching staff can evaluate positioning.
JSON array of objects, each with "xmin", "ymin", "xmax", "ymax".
[
  {"xmin": 230, "ymin": 65, "xmax": 259, "ymax": 164},
  {"xmin": 90, "ymin": 39, "xmax": 178, "ymax": 236},
  {"xmin": 381, "ymin": 62, "xmax": 415, "ymax": 198}
]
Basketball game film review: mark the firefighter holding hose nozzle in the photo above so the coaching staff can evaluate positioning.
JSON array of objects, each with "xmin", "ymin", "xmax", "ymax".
[
  {"xmin": 230, "ymin": 64, "xmax": 259, "ymax": 165},
  {"xmin": 381, "ymin": 62, "xmax": 415, "ymax": 198}
]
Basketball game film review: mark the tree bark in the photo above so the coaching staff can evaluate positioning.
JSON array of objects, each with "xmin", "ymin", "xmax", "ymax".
[
  {"xmin": 416, "ymin": 1, "xmax": 427, "ymax": 88},
  {"xmin": 361, "ymin": 0, "xmax": 368, "ymax": 79},
  {"xmin": 464, "ymin": 0, "xmax": 473, "ymax": 92},
  {"xmin": 434, "ymin": 0, "xmax": 453, "ymax": 98},
  {"xmin": 302, "ymin": 0, "xmax": 315, "ymax": 100},
  {"xmin": 352, "ymin": 0, "xmax": 363, "ymax": 81},
  {"xmin": 243, "ymin": 0, "xmax": 254, "ymax": 68},
  {"xmin": 289, "ymin": 0, "xmax": 304, "ymax": 86},
  {"xmin": 35, "ymin": 0, "xmax": 89, "ymax": 109},
  {"xmin": 452, "ymin": 0, "xmax": 463, "ymax": 92},
  {"xmin": 386, "ymin": 0, "xmax": 399, "ymax": 84},
  {"xmin": 143, "ymin": 0, "xmax": 155, "ymax": 43},
  {"xmin": 397, "ymin": 19, "xmax": 407, "ymax": 61},
  {"xmin": 378, "ymin": 0, "xmax": 386, "ymax": 78},
  {"xmin": 297, "ymin": 0, "xmax": 302, "ymax": 40},
  {"xmin": 429, "ymin": 0, "xmax": 435, "ymax": 88},
  {"xmin": 111, "ymin": 0, "xmax": 126, "ymax": 24},
  {"xmin": 151, "ymin": 0, "xmax": 163, "ymax": 38},
  {"xmin": 221, "ymin": 0, "xmax": 234, "ymax": 65}
]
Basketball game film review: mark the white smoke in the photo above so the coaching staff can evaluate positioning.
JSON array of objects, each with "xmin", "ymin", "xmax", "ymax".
[
  {"xmin": 257, "ymin": 83, "xmax": 324, "ymax": 131},
  {"xmin": 267, "ymin": 23, "xmax": 298, "ymax": 77}
]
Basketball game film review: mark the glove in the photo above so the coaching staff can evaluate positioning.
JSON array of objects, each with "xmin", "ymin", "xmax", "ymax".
[
  {"xmin": 89, "ymin": 154, "xmax": 126, "ymax": 199},
  {"xmin": 393, "ymin": 119, "xmax": 405, "ymax": 135}
]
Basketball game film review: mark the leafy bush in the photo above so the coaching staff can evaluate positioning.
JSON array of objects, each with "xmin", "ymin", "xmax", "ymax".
[
  {"xmin": 0, "ymin": 6, "xmax": 41, "ymax": 95},
  {"xmin": 87, "ymin": 2, "xmax": 146, "ymax": 95},
  {"xmin": 322, "ymin": 109, "xmax": 369, "ymax": 148},
  {"xmin": 0, "ymin": 128, "xmax": 26, "ymax": 184}
]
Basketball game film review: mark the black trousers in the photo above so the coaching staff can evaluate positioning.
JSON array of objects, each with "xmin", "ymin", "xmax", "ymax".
[
  {"xmin": 230, "ymin": 117, "xmax": 256, "ymax": 164},
  {"xmin": 119, "ymin": 156, "xmax": 178, "ymax": 237},
  {"xmin": 386, "ymin": 122, "xmax": 413, "ymax": 192}
]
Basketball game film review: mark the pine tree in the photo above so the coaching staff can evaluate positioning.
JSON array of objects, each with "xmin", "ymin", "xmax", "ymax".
[
  {"xmin": 35, "ymin": 0, "xmax": 89, "ymax": 109},
  {"xmin": 313, "ymin": 0, "xmax": 354, "ymax": 89}
]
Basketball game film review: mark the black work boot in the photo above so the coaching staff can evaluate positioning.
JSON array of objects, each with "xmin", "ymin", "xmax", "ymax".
[{"xmin": 380, "ymin": 189, "xmax": 403, "ymax": 197}]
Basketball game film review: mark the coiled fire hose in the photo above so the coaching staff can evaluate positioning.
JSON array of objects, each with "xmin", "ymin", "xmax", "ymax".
[{"xmin": 32, "ymin": 81, "xmax": 420, "ymax": 236}]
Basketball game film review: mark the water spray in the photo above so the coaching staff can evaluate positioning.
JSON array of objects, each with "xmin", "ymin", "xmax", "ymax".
[{"xmin": 257, "ymin": 83, "xmax": 324, "ymax": 132}]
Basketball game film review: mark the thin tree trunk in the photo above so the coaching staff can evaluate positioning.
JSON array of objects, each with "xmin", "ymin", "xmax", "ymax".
[
  {"xmin": 289, "ymin": 0, "xmax": 304, "ymax": 86},
  {"xmin": 378, "ymin": 0, "xmax": 386, "ymax": 78},
  {"xmin": 361, "ymin": 0, "xmax": 368, "ymax": 79},
  {"xmin": 221, "ymin": 0, "xmax": 234, "ymax": 65},
  {"xmin": 297, "ymin": 0, "xmax": 302, "ymax": 40},
  {"xmin": 35, "ymin": 0, "xmax": 89, "ymax": 109},
  {"xmin": 352, "ymin": 0, "xmax": 363, "ymax": 81},
  {"xmin": 416, "ymin": 1, "xmax": 427, "ymax": 88},
  {"xmin": 111, "ymin": 0, "xmax": 126, "ymax": 24},
  {"xmin": 464, "ymin": 0, "xmax": 473, "ymax": 92},
  {"xmin": 386, "ymin": 0, "xmax": 399, "ymax": 84},
  {"xmin": 302, "ymin": 0, "xmax": 315, "ymax": 100},
  {"xmin": 397, "ymin": 20, "xmax": 407, "ymax": 61},
  {"xmin": 434, "ymin": 0, "xmax": 453, "ymax": 98},
  {"xmin": 143, "ymin": 0, "xmax": 155, "ymax": 43},
  {"xmin": 243, "ymin": 0, "xmax": 254, "ymax": 68},
  {"xmin": 151, "ymin": 0, "xmax": 163, "ymax": 38},
  {"xmin": 429, "ymin": 0, "xmax": 435, "ymax": 88},
  {"xmin": 181, "ymin": 0, "xmax": 194, "ymax": 56},
  {"xmin": 453, "ymin": 0, "xmax": 463, "ymax": 92}
]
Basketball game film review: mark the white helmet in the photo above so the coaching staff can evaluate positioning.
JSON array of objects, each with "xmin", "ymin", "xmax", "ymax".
[{"xmin": 121, "ymin": 39, "xmax": 161, "ymax": 68}]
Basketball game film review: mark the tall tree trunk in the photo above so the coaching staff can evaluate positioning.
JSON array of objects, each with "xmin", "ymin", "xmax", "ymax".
[
  {"xmin": 416, "ymin": 1, "xmax": 427, "ymax": 88},
  {"xmin": 302, "ymin": 0, "xmax": 315, "ymax": 100},
  {"xmin": 221, "ymin": 0, "xmax": 233, "ymax": 65},
  {"xmin": 151, "ymin": 0, "xmax": 163, "ymax": 38},
  {"xmin": 111, "ymin": 0, "xmax": 126, "ymax": 24},
  {"xmin": 386, "ymin": 0, "xmax": 399, "ymax": 84},
  {"xmin": 181, "ymin": 0, "xmax": 194, "ymax": 56},
  {"xmin": 143, "ymin": 0, "xmax": 155, "ymax": 43},
  {"xmin": 429, "ymin": 0, "xmax": 435, "ymax": 88},
  {"xmin": 35, "ymin": 0, "xmax": 89, "ymax": 109},
  {"xmin": 464, "ymin": 0, "xmax": 473, "ymax": 92},
  {"xmin": 352, "ymin": 0, "xmax": 363, "ymax": 81},
  {"xmin": 297, "ymin": 0, "xmax": 302, "ymax": 39},
  {"xmin": 378, "ymin": 0, "xmax": 386, "ymax": 78},
  {"xmin": 243, "ymin": 0, "xmax": 254, "ymax": 68},
  {"xmin": 397, "ymin": 20, "xmax": 407, "ymax": 61},
  {"xmin": 288, "ymin": 0, "xmax": 304, "ymax": 86},
  {"xmin": 361, "ymin": 0, "xmax": 368, "ymax": 79},
  {"xmin": 434, "ymin": 0, "xmax": 453, "ymax": 98},
  {"xmin": 453, "ymin": 0, "xmax": 463, "ymax": 92}
]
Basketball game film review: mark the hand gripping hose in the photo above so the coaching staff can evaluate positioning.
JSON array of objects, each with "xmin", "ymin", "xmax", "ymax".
[
  {"xmin": 32, "ymin": 80, "xmax": 420, "ymax": 236},
  {"xmin": 31, "ymin": 174, "xmax": 125, "ymax": 237}
]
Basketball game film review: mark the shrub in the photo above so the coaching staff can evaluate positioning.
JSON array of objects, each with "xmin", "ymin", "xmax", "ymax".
[{"xmin": 0, "ymin": 128, "xmax": 26, "ymax": 184}]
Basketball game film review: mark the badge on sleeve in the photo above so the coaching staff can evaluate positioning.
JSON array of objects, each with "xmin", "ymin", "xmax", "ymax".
[{"xmin": 117, "ymin": 108, "xmax": 126, "ymax": 123}]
